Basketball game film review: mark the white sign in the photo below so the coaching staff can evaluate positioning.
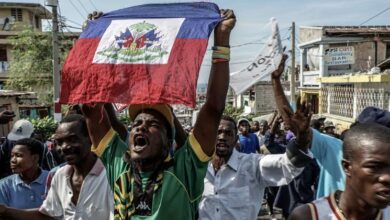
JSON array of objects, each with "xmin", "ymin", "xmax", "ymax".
[
  {"xmin": 229, "ymin": 18, "xmax": 283, "ymax": 95},
  {"xmin": 324, "ymin": 46, "xmax": 354, "ymax": 66}
]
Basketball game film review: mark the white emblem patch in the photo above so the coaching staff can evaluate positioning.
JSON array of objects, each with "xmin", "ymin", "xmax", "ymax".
[{"xmin": 93, "ymin": 18, "xmax": 185, "ymax": 64}]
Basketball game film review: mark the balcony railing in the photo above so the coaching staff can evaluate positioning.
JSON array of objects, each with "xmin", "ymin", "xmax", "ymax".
[{"xmin": 321, "ymin": 83, "xmax": 390, "ymax": 119}]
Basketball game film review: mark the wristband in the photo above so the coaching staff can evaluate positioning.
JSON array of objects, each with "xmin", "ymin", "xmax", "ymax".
[
  {"xmin": 212, "ymin": 58, "xmax": 229, "ymax": 64},
  {"xmin": 212, "ymin": 46, "xmax": 230, "ymax": 61}
]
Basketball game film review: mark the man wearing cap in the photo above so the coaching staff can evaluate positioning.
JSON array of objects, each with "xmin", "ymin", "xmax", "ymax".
[
  {"xmin": 0, "ymin": 119, "xmax": 33, "ymax": 179},
  {"xmin": 323, "ymin": 121, "xmax": 339, "ymax": 139},
  {"xmin": 81, "ymin": 9, "xmax": 236, "ymax": 220},
  {"xmin": 237, "ymin": 118, "xmax": 260, "ymax": 154}
]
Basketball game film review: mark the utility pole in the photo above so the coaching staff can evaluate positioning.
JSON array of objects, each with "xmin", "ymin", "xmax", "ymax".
[
  {"xmin": 45, "ymin": 0, "xmax": 61, "ymax": 122},
  {"xmin": 290, "ymin": 22, "xmax": 296, "ymax": 106}
]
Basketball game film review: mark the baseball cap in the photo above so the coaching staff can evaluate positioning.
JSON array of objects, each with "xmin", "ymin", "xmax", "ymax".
[
  {"xmin": 357, "ymin": 106, "xmax": 390, "ymax": 128},
  {"xmin": 7, "ymin": 119, "xmax": 34, "ymax": 141},
  {"xmin": 237, "ymin": 118, "xmax": 250, "ymax": 126},
  {"xmin": 324, "ymin": 121, "xmax": 335, "ymax": 129},
  {"xmin": 128, "ymin": 104, "xmax": 174, "ymax": 138}
]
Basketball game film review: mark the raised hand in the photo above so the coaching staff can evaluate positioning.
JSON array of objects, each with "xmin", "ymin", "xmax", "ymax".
[
  {"xmin": 282, "ymin": 97, "xmax": 312, "ymax": 151},
  {"xmin": 271, "ymin": 54, "xmax": 288, "ymax": 79},
  {"xmin": 214, "ymin": 9, "xmax": 236, "ymax": 46},
  {"xmin": 82, "ymin": 11, "xmax": 104, "ymax": 30}
]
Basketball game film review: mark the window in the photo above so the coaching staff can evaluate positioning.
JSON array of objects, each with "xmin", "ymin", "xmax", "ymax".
[
  {"xmin": 0, "ymin": 47, "xmax": 7, "ymax": 61},
  {"xmin": 11, "ymin": 8, "xmax": 23, "ymax": 22},
  {"xmin": 386, "ymin": 43, "xmax": 390, "ymax": 59},
  {"xmin": 35, "ymin": 15, "xmax": 40, "ymax": 29}
]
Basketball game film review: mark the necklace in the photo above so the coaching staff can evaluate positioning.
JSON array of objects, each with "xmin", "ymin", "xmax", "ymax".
[
  {"xmin": 334, "ymin": 190, "xmax": 348, "ymax": 219},
  {"xmin": 334, "ymin": 190, "xmax": 382, "ymax": 220}
]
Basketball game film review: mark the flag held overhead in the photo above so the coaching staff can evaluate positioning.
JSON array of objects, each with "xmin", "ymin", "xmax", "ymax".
[{"xmin": 60, "ymin": 2, "xmax": 221, "ymax": 107}]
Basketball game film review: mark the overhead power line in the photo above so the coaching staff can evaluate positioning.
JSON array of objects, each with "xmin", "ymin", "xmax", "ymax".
[
  {"xmin": 76, "ymin": 0, "xmax": 90, "ymax": 14},
  {"xmin": 65, "ymin": 18, "xmax": 82, "ymax": 27},
  {"xmin": 69, "ymin": 0, "xmax": 85, "ymax": 19},
  {"xmin": 88, "ymin": 0, "xmax": 98, "ymax": 11},
  {"xmin": 359, "ymin": 6, "xmax": 390, "ymax": 26}
]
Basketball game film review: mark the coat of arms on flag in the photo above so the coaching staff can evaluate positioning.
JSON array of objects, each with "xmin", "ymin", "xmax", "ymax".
[
  {"xmin": 94, "ymin": 18, "xmax": 184, "ymax": 64},
  {"xmin": 60, "ymin": 2, "xmax": 221, "ymax": 107}
]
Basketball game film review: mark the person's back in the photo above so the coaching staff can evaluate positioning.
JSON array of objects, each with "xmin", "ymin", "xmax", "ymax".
[
  {"xmin": 239, "ymin": 132, "xmax": 260, "ymax": 154},
  {"xmin": 0, "ymin": 139, "xmax": 14, "ymax": 179},
  {"xmin": 310, "ymin": 129, "xmax": 345, "ymax": 198}
]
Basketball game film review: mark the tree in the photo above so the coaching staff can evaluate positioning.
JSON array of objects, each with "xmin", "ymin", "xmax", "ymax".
[
  {"xmin": 5, "ymin": 26, "xmax": 72, "ymax": 104},
  {"xmin": 223, "ymin": 104, "xmax": 244, "ymax": 120}
]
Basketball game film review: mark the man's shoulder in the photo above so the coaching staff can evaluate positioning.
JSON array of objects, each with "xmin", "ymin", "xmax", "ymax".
[
  {"xmin": 0, "ymin": 174, "xmax": 18, "ymax": 186},
  {"xmin": 52, "ymin": 165, "xmax": 72, "ymax": 180},
  {"xmin": 235, "ymin": 151, "xmax": 261, "ymax": 164},
  {"xmin": 289, "ymin": 204, "xmax": 313, "ymax": 220}
]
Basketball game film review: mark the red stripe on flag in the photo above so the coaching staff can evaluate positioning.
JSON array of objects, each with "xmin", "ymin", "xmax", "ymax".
[{"xmin": 60, "ymin": 38, "xmax": 208, "ymax": 107}]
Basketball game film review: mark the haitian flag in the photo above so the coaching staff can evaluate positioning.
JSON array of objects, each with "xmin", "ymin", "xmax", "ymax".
[{"xmin": 60, "ymin": 2, "xmax": 221, "ymax": 107}]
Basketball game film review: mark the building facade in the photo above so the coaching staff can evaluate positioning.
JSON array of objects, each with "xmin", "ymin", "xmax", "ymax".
[
  {"xmin": 0, "ymin": 2, "xmax": 53, "ymax": 87},
  {"xmin": 299, "ymin": 26, "xmax": 390, "ymax": 131}
]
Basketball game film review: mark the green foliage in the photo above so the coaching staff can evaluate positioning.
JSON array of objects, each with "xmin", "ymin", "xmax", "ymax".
[
  {"xmin": 29, "ymin": 116, "xmax": 58, "ymax": 140},
  {"xmin": 5, "ymin": 26, "xmax": 72, "ymax": 104},
  {"xmin": 223, "ymin": 105, "xmax": 260, "ymax": 122},
  {"xmin": 118, "ymin": 114, "xmax": 131, "ymax": 126},
  {"xmin": 223, "ymin": 104, "xmax": 244, "ymax": 120}
]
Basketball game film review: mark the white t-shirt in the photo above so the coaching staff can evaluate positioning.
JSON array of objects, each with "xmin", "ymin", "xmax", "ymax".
[{"xmin": 39, "ymin": 158, "xmax": 114, "ymax": 220}]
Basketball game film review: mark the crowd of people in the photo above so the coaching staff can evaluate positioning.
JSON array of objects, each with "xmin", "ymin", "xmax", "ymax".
[{"xmin": 0, "ymin": 8, "xmax": 389, "ymax": 220}]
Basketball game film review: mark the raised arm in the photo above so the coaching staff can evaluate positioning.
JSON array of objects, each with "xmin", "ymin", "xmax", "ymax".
[
  {"xmin": 104, "ymin": 103, "xmax": 128, "ymax": 142},
  {"xmin": 271, "ymin": 55, "xmax": 312, "ymax": 151},
  {"xmin": 81, "ymin": 104, "xmax": 111, "ymax": 147},
  {"xmin": 192, "ymin": 9, "xmax": 236, "ymax": 157}
]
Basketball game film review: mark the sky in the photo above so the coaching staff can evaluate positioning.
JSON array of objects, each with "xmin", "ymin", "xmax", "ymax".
[{"xmin": 4, "ymin": 0, "xmax": 390, "ymax": 83}]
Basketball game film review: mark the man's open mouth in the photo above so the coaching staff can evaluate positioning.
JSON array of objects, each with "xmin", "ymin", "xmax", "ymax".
[{"xmin": 133, "ymin": 134, "xmax": 149, "ymax": 151}]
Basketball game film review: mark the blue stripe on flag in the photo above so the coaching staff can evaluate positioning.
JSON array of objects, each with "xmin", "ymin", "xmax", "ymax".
[
  {"xmin": 81, "ymin": 19, "xmax": 218, "ymax": 39},
  {"xmin": 80, "ymin": 2, "xmax": 221, "ymax": 39}
]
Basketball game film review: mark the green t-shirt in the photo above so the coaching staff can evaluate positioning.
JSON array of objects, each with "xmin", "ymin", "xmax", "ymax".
[{"xmin": 92, "ymin": 128, "xmax": 211, "ymax": 220}]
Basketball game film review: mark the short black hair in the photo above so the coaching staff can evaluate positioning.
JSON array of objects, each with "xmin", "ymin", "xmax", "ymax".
[
  {"xmin": 310, "ymin": 119, "xmax": 323, "ymax": 130},
  {"xmin": 60, "ymin": 114, "xmax": 89, "ymax": 137},
  {"xmin": 221, "ymin": 115, "xmax": 237, "ymax": 134},
  {"xmin": 343, "ymin": 122, "xmax": 390, "ymax": 161},
  {"xmin": 14, "ymin": 138, "xmax": 44, "ymax": 164}
]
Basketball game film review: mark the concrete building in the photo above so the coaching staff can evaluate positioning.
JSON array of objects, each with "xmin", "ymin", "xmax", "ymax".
[
  {"xmin": 232, "ymin": 81, "xmax": 291, "ymax": 117},
  {"xmin": 0, "ymin": 2, "xmax": 52, "ymax": 87},
  {"xmin": 299, "ymin": 26, "xmax": 390, "ymax": 132}
]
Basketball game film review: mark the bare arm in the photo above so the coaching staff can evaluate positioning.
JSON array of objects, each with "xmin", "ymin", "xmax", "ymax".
[
  {"xmin": 192, "ymin": 9, "xmax": 236, "ymax": 156},
  {"xmin": 268, "ymin": 110, "xmax": 278, "ymax": 127},
  {"xmin": 0, "ymin": 206, "xmax": 54, "ymax": 220},
  {"xmin": 104, "ymin": 103, "xmax": 128, "ymax": 142},
  {"xmin": 271, "ymin": 55, "xmax": 312, "ymax": 151},
  {"xmin": 270, "ymin": 115, "xmax": 282, "ymax": 135},
  {"xmin": 81, "ymin": 104, "xmax": 111, "ymax": 147}
]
